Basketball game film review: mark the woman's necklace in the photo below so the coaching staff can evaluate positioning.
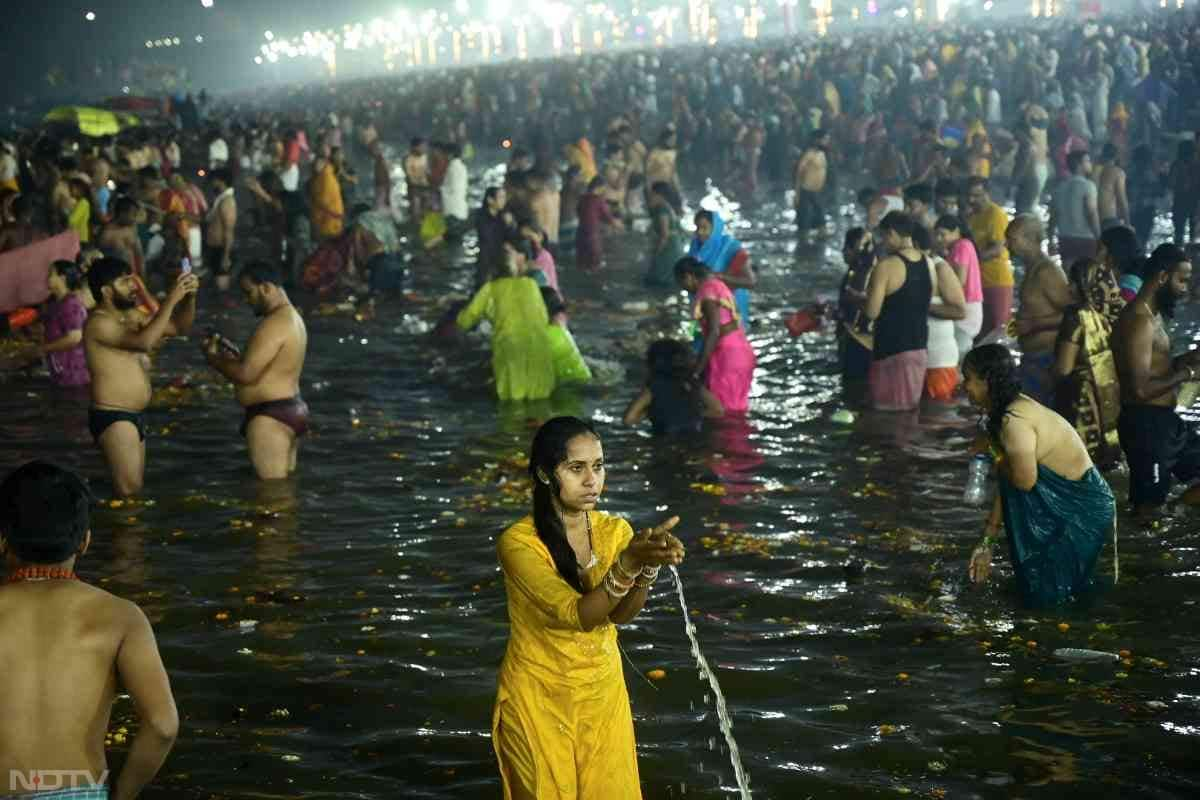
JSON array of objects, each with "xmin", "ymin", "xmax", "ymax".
[
  {"xmin": 566, "ymin": 509, "xmax": 597, "ymax": 571},
  {"xmin": 582, "ymin": 511, "xmax": 597, "ymax": 570},
  {"xmin": 5, "ymin": 566, "xmax": 80, "ymax": 584}
]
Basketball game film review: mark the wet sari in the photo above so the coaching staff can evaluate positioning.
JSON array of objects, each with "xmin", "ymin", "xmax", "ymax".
[
  {"xmin": 998, "ymin": 463, "xmax": 1115, "ymax": 608},
  {"xmin": 1054, "ymin": 262, "xmax": 1123, "ymax": 466},
  {"xmin": 688, "ymin": 211, "xmax": 750, "ymax": 326}
]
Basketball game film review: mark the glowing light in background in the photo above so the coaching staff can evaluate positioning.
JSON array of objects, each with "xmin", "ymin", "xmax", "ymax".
[
  {"xmin": 200, "ymin": 0, "xmax": 213, "ymax": 7},
  {"xmin": 84, "ymin": 11, "xmax": 96, "ymax": 21}
]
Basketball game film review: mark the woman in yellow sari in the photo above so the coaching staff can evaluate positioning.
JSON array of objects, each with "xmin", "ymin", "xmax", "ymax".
[
  {"xmin": 1053, "ymin": 258, "xmax": 1123, "ymax": 467},
  {"xmin": 493, "ymin": 416, "xmax": 685, "ymax": 800},
  {"xmin": 308, "ymin": 155, "xmax": 344, "ymax": 240},
  {"xmin": 563, "ymin": 138, "xmax": 597, "ymax": 185}
]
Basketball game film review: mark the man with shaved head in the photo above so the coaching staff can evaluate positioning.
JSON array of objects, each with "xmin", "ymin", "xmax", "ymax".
[{"xmin": 1006, "ymin": 214, "xmax": 1072, "ymax": 405}]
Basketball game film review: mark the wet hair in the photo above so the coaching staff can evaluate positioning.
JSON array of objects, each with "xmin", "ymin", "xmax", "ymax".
[
  {"xmin": 903, "ymin": 183, "xmax": 933, "ymax": 207},
  {"xmin": 1144, "ymin": 243, "xmax": 1190, "ymax": 284},
  {"xmin": 51, "ymin": 259, "xmax": 83, "ymax": 290},
  {"xmin": 483, "ymin": 185, "xmax": 504, "ymax": 208},
  {"xmin": 503, "ymin": 233, "xmax": 535, "ymax": 262},
  {"xmin": 878, "ymin": 211, "xmax": 916, "ymax": 239},
  {"xmin": 856, "ymin": 186, "xmax": 877, "ymax": 206},
  {"xmin": 113, "ymin": 196, "xmax": 138, "ymax": 219},
  {"xmin": 674, "ymin": 256, "xmax": 711, "ymax": 282},
  {"xmin": 648, "ymin": 338, "xmax": 694, "ymax": 379},
  {"xmin": 962, "ymin": 344, "xmax": 1023, "ymax": 445},
  {"xmin": 1100, "ymin": 143, "xmax": 1118, "ymax": 162},
  {"xmin": 87, "ymin": 256, "xmax": 131, "ymax": 302},
  {"xmin": 586, "ymin": 176, "xmax": 606, "ymax": 193},
  {"xmin": 138, "ymin": 166, "xmax": 161, "ymax": 183},
  {"xmin": 0, "ymin": 461, "xmax": 92, "ymax": 564},
  {"xmin": 445, "ymin": 141, "xmax": 463, "ymax": 159},
  {"xmin": 843, "ymin": 226, "xmax": 868, "ymax": 253},
  {"xmin": 411, "ymin": 137, "xmax": 426, "ymax": 148},
  {"xmin": 1099, "ymin": 225, "xmax": 1141, "ymax": 276},
  {"xmin": 651, "ymin": 181, "xmax": 683, "ymax": 215},
  {"xmin": 527, "ymin": 417, "xmax": 601, "ymax": 593},
  {"xmin": 209, "ymin": 167, "xmax": 232, "ymax": 186},
  {"xmin": 540, "ymin": 286, "xmax": 566, "ymax": 317},
  {"xmin": 1066, "ymin": 149, "xmax": 1090, "ymax": 174},
  {"xmin": 627, "ymin": 173, "xmax": 645, "ymax": 191},
  {"xmin": 240, "ymin": 260, "xmax": 281, "ymax": 287},
  {"xmin": 693, "ymin": 208, "xmax": 715, "ymax": 228},
  {"xmin": 911, "ymin": 223, "xmax": 933, "ymax": 252},
  {"xmin": 934, "ymin": 214, "xmax": 975, "ymax": 246}
]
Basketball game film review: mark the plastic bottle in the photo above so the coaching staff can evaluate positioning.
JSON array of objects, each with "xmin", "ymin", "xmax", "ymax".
[{"xmin": 963, "ymin": 453, "xmax": 992, "ymax": 506}]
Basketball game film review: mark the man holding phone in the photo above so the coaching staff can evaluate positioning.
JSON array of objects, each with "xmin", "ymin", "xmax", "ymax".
[
  {"xmin": 203, "ymin": 262, "xmax": 308, "ymax": 480},
  {"xmin": 84, "ymin": 259, "xmax": 198, "ymax": 497}
]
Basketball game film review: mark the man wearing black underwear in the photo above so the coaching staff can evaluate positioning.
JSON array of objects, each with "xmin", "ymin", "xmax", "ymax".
[
  {"xmin": 84, "ymin": 258, "xmax": 198, "ymax": 497},
  {"xmin": 203, "ymin": 261, "xmax": 309, "ymax": 480}
]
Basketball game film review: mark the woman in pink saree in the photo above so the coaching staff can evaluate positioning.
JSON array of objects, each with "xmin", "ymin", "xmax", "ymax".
[{"xmin": 674, "ymin": 257, "xmax": 755, "ymax": 413}]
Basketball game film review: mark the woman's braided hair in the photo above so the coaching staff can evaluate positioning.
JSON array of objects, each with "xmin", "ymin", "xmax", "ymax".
[{"xmin": 963, "ymin": 344, "xmax": 1023, "ymax": 446}]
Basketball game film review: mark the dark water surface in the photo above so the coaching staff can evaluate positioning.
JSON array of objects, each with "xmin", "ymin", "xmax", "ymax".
[{"xmin": 4, "ymin": 156, "xmax": 1200, "ymax": 799}]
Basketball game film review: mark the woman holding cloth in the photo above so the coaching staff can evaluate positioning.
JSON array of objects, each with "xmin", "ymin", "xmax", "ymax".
[
  {"xmin": 674, "ymin": 257, "xmax": 756, "ymax": 413},
  {"xmin": 688, "ymin": 209, "xmax": 756, "ymax": 327},
  {"xmin": 493, "ymin": 416, "xmax": 685, "ymax": 799},
  {"xmin": 1053, "ymin": 258, "xmax": 1124, "ymax": 468}
]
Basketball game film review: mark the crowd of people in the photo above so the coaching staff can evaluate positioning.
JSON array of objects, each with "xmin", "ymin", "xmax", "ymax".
[{"xmin": 3, "ymin": 9, "xmax": 1200, "ymax": 798}]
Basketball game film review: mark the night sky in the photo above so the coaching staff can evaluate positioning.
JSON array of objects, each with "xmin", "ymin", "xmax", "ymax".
[{"xmin": 0, "ymin": 0, "xmax": 462, "ymax": 105}]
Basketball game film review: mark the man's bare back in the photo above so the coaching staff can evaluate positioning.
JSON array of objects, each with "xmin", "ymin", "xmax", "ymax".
[
  {"xmin": 0, "ymin": 583, "xmax": 146, "ymax": 789},
  {"xmin": 1018, "ymin": 256, "xmax": 1071, "ymax": 355},
  {"xmin": 1097, "ymin": 163, "xmax": 1127, "ymax": 223}
]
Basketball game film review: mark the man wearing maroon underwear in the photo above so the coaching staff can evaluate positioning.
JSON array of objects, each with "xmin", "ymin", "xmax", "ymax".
[{"xmin": 203, "ymin": 261, "xmax": 309, "ymax": 479}]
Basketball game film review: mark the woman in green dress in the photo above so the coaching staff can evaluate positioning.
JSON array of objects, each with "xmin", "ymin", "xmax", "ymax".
[
  {"xmin": 457, "ymin": 237, "xmax": 558, "ymax": 401},
  {"xmin": 644, "ymin": 182, "xmax": 688, "ymax": 288}
]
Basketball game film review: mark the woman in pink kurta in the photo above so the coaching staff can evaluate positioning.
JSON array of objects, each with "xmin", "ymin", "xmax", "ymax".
[{"xmin": 674, "ymin": 257, "xmax": 755, "ymax": 413}]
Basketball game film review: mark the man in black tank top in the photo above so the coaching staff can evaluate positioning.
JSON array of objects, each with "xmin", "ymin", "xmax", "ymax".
[{"xmin": 861, "ymin": 212, "xmax": 933, "ymax": 411}]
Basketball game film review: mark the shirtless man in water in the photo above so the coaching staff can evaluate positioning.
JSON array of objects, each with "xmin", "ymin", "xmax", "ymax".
[
  {"xmin": 0, "ymin": 461, "xmax": 177, "ymax": 799},
  {"xmin": 1096, "ymin": 143, "xmax": 1129, "ymax": 230},
  {"xmin": 84, "ymin": 258, "xmax": 198, "ymax": 497},
  {"xmin": 1113, "ymin": 244, "xmax": 1200, "ymax": 513},
  {"xmin": 793, "ymin": 129, "xmax": 830, "ymax": 237},
  {"xmin": 98, "ymin": 198, "xmax": 145, "ymax": 277},
  {"xmin": 204, "ymin": 262, "xmax": 308, "ymax": 479},
  {"xmin": 1005, "ymin": 214, "xmax": 1072, "ymax": 406}
]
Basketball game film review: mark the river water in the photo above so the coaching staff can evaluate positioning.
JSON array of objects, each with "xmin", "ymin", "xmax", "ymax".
[{"xmin": 2, "ymin": 151, "xmax": 1200, "ymax": 799}]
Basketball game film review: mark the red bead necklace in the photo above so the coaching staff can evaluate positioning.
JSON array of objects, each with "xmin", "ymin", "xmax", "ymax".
[{"xmin": 4, "ymin": 566, "xmax": 80, "ymax": 584}]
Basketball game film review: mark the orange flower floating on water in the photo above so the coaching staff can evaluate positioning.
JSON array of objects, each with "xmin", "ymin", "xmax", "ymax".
[
  {"xmin": 690, "ymin": 482, "xmax": 727, "ymax": 496},
  {"xmin": 646, "ymin": 669, "xmax": 666, "ymax": 681},
  {"xmin": 698, "ymin": 531, "xmax": 776, "ymax": 557}
]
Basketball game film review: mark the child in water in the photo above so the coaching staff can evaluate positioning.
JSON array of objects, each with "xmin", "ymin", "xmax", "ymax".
[
  {"xmin": 541, "ymin": 287, "xmax": 591, "ymax": 385},
  {"xmin": 622, "ymin": 338, "xmax": 724, "ymax": 434}
]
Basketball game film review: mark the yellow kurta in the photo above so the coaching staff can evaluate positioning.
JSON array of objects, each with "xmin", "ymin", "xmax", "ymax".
[{"xmin": 493, "ymin": 512, "xmax": 640, "ymax": 800}]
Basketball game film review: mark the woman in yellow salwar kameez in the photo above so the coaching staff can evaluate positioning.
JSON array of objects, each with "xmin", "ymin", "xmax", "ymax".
[
  {"xmin": 493, "ymin": 417, "xmax": 685, "ymax": 800},
  {"xmin": 1054, "ymin": 257, "xmax": 1124, "ymax": 468}
]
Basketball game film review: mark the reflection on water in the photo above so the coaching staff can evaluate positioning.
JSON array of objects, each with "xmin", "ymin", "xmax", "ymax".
[{"xmin": 2, "ymin": 155, "xmax": 1200, "ymax": 799}]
